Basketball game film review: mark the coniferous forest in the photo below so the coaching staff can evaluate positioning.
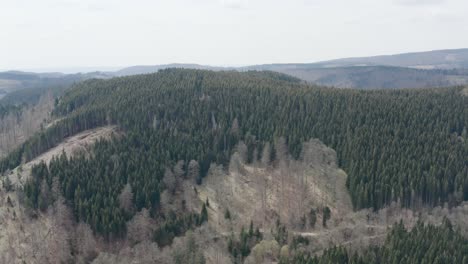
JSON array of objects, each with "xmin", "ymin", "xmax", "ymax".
[
  {"xmin": 1, "ymin": 69, "xmax": 467, "ymax": 239},
  {"xmin": 290, "ymin": 220, "xmax": 468, "ymax": 264}
]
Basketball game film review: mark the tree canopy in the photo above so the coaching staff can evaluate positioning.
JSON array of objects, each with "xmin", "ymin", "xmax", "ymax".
[{"xmin": 2, "ymin": 69, "xmax": 467, "ymax": 235}]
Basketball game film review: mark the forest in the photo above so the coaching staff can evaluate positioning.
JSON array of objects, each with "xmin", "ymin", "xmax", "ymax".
[
  {"xmin": 289, "ymin": 220, "xmax": 468, "ymax": 264},
  {"xmin": 1, "ymin": 69, "xmax": 467, "ymax": 237}
]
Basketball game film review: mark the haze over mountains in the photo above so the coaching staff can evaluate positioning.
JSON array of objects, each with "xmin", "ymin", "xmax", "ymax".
[
  {"xmin": 1, "ymin": 48, "xmax": 468, "ymax": 103},
  {"xmin": 293, "ymin": 48, "xmax": 468, "ymax": 69},
  {"xmin": 115, "ymin": 49, "xmax": 468, "ymax": 89}
]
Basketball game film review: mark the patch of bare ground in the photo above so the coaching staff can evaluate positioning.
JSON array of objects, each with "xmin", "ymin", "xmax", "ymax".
[{"xmin": 462, "ymin": 86, "xmax": 468, "ymax": 96}]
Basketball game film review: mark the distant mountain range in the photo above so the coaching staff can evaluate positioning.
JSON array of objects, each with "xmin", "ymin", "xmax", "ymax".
[
  {"xmin": 113, "ymin": 64, "xmax": 229, "ymax": 76},
  {"xmin": 244, "ymin": 65, "xmax": 468, "ymax": 89},
  {"xmin": 112, "ymin": 49, "xmax": 468, "ymax": 89},
  {"xmin": 2, "ymin": 48, "xmax": 468, "ymax": 100},
  {"xmin": 309, "ymin": 48, "xmax": 468, "ymax": 69}
]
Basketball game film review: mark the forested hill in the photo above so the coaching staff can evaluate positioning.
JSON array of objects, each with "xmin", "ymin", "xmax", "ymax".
[
  {"xmin": 1, "ymin": 69, "xmax": 467, "ymax": 236},
  {"xmin": 294, "ymin": 220, "xmax": 468, "ymax": 263}
]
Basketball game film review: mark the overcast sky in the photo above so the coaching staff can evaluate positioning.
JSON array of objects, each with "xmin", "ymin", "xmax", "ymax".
[{"xmin": 1, "ymin": 0, "xmax": 467, "ymax": 72}]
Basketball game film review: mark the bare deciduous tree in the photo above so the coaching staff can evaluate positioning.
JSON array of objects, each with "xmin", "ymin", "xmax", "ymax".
[
  {"xmin": 163, "ymin": 168, "xmax": 176, "ymax": 194},
  {"xmin": 229, "ymin": 152, "xmax": 242, "ymax": 175},
  {"xmin": 188, "ymin": 160, "xmax": 200, "ymax": 184},
  {"xmin": 44, "ymin": 196, "xmax": 73, "ymax": 263},
  {"xmin": 261, "ymin": 142, "xmax": 271, "ymax": 167},
  {"xmin": 236, "ymin": 141, "xmax": 248, "ymax": 164},
  {"xmin": 118, "ymin": 183, "xmax": 134, "ymax": 214},
  {"xmin": 74, "ymin": 222, "xmax": 97, "ymax": 264},
  {"xmin": 0, "ymin": 93, "xmax": 54, "ymax": 158},
  {"xmin": 173, "ymin": 160, "xmax": 185, "ymax": 179},
  {"xmin": 127, "ymin": 208, "xmax": 152, "ymax": 245}
]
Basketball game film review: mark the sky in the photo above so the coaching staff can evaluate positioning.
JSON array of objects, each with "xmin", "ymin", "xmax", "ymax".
[{"xmin": 1, "ymin": 0, "xmax": 468, "ymax": 72}]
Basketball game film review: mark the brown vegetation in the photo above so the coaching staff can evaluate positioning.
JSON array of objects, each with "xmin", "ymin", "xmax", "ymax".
[{"xmin": 0, "ymin": 93, "xmax": 54, "ymax": 158}]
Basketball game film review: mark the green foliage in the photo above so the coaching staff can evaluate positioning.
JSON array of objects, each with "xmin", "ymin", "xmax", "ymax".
[
  {"xmin": 309, "ymin": 208, "xmax": 317, "ymax": 228},
  {"xmin": 153, "ymin": 210, "xmax": 205, "ymax": 247},
  {"xmin": 228, "ymin": 221, "xmax": 263, "ymax": 263},
  {"xmin": 200, "ymin": 203, "xmax": 208, "ymax": 224},
  {"xmin": 290, "ymin": 220, "xmax": 468, "ymax": 264},
  {"xmin": 322, "ymin": 206, "xmax": 331, "ymax": 227},
  {"xmin": 272, "ymin": 219, "xmax": 288, "ymax": 246},
  {"xmin": 24, "ymin": 161, "xmax": 53, "ymax": 211},
  {"xmin": 224, "ymin": 208, "xmax": 231, "ymax": 220},
  {"xmin": 291, "ymin": 235, "xmax": 310, "ymax": 250},
  {"xmin": 3, "ymin": 69, "xmax": 468, "ymax": 236}
]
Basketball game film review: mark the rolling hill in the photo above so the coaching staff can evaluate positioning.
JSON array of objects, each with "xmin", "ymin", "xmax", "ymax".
[
  {"xmin": 309, "ymin": 48, "xmax": 468, "ymax": 69},
  {"xmin": 245, "ymin": 65, "xmax": 468, "ymax": 89},
  {"xmin": 0, "ymin": 69, "xmax": 467, "ymax": 263},
  {"xmin": 111, "ymin": 49, "xmax": 468, "ymax": 89}
]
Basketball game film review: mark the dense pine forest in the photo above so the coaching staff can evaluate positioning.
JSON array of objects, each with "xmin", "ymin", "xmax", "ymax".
[
  {"xmin": 290, "ymin": 220, "xmax": 468, "ymax": 264},
  {"xmin": 1, "ymin": 69, "xmax": 467, "ymax": 237}
]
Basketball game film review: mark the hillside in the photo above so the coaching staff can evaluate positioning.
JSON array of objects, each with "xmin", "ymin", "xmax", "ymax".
[
  {"xmin": 245, "ymin": 65, "xmax": 468, "ymax": 89},
  {"xmin": 114, "ymin": 64, "xmax": 229, "ymax": 77},
  {"xmin": 110, "ymin": 49, "xmax": 468, "ymax": 89},
  {"xmin": 310, "ymin": 48, "xmax": 468, "ymax": 69},
  {"xmin": 3, "ymin": 69, "xmax": 466, "ymax": 215},
  {"xmin": 0, "ymin": 69, "xmax": 467, "ymax": 263}
]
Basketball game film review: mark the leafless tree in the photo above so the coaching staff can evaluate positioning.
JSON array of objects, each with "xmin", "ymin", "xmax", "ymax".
[
  {"xmin": 74, "ymin": 222, "xmax": 97, "ymax": 264},
  {"xmin": 188, "ymin": 160, "xmax": 200, "ymax": 183},
  {"xmin": 236, "ymin": 141, "xmax": 248, "ymax": 164},
  {"xmin": 261, "ymin": 142, "xmax": 271, "ymax": 167},
  {"xmin": 163, "ymin": 168, "xmax": 176, "ymax": 194},
  {"xmin": 0, "ymin": 92, "xmax": 54, "ymax": 158},
  {"xmin": 173, "ymin": 160, "xmax": 185, "ymax": 179},
  {"xmin": 118, "ymin": 183, "xmax": 134, "ymax": 214},
  {"xmin": 275, "ymin": 137, "xmax": 289, "ymax": 221},
  {"xmin": 229, "ymin": 152, "xmax": 243, "ymax": 176},
  {"xmin": 275, "ymin": 137, "xmax": 288, "ymax": 162},
  {"xmin": 45, "ymin": 196, "xmax": 73, "ymax": 263},
  {"xmin": 127, "ymin": 208, "xmax": 152, "ymax": 245}
]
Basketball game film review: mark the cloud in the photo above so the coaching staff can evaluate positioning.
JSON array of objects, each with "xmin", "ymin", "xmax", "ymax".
[
  {"xmin": 219, "ymin": 0, "xmax": 249, "ymax": 9},
  {"xmin": 394, "ymin": 0, "xmax": 445, "ymax": 6}
]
